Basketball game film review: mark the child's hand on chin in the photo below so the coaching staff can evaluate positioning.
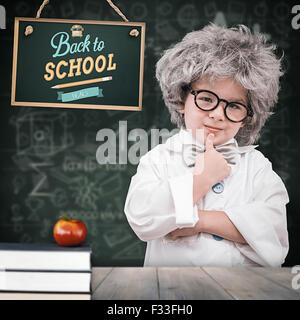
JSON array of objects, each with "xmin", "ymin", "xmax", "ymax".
[{"xmin": 194, "ymin": 133, "xmax": 231, "ymax": 187}]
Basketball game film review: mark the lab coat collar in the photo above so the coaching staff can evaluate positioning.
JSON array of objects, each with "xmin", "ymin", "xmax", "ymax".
[{"xmin": 165, "ymin": 128, "xmax": 258, "ymax": 154}]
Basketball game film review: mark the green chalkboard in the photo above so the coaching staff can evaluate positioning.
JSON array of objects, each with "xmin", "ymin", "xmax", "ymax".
[{"xmin": 11, "ymin": 18, "xmax": 145, "ymax": 111}]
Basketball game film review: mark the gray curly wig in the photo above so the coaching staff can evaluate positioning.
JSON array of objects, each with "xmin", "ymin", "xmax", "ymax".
[{"xmin": 156, "ymin": 23, "xmax": 284, "ymax": 145}]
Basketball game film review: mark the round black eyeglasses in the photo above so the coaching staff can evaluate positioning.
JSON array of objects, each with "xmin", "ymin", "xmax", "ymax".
[{"xmin": 190, "ymin": 89, "xmax": 253, "ymax": 123}]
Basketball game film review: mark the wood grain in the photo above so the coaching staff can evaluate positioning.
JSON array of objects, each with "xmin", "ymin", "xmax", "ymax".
[
  {"xmin": 158, "ymin": 267, "xmax": 233, "ymax": 300},
  {"xmin": 91, "ymin": 267, "xmax": 113, "ymax": 293},
  {"xmin": 92, "ymin": 267, "xmax": 159, "ymax": 300},
  {"xmin": 91, "ymin": 267, "xmax": 300, "ymax": 300},
  {"xmin": 203, "ymin": 267, "xmax": 300, "ymax": 300},
  {"xmin": 249, "ymin": 267, "xmax": 300, "ymax": 294}
]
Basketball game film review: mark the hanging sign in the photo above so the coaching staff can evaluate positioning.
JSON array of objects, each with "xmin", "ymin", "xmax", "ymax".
[{"xmin": 11, "ymin": 18, "xmax": 145, "ymax": 110}]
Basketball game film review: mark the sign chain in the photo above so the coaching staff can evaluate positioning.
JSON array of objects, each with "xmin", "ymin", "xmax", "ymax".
[{"xmin": 24, "ymin": 0, "xmax": 139, "ymax": 37}]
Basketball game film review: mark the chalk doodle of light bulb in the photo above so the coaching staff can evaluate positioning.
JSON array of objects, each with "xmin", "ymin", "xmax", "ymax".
[{"xmin": 177, "ymin": 3, "xmax": 199, "ymax": 30}]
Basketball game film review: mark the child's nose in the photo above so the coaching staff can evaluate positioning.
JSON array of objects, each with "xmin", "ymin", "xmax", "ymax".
[{"xmin": 208, "ymin": 103, "xmax": 225, "ymax": 121}]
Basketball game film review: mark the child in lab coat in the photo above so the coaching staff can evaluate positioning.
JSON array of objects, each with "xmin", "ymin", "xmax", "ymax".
[{"xmin": 124, "ymin": 24, "xmax": 289, "ymax": 267}]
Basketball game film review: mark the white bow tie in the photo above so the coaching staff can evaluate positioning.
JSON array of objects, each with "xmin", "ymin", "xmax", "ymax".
[{"xmin": 182, "ymin": 139, "xmax": 239, "ymax": 168}]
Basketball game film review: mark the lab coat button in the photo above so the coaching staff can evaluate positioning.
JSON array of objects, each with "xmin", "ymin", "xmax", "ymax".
[
  {"xmin": 213, "ymin": 235, "xmax": 223, "ymax": 241},
  {"xmin": 212, "ymin": 182, "xmax": 224, "ymax": 194}
]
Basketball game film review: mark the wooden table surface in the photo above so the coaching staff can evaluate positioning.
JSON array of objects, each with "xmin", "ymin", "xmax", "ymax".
[{"xmin": 91, "ymin": 267, "xmax": 300, "ymax": 300}]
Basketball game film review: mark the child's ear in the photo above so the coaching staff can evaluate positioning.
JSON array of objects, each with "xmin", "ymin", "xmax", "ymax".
[
  {"xmin": 240, "ymin": 118, "xmax": 249, "ymax": 127},
  {"xmin": 178, "ymin": 106, "xmax": 185, "ymax": 114}
]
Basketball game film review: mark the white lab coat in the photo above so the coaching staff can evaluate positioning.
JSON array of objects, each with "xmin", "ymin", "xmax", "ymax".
[{"xmin": 124, "ymin": 129, "xmax": 289, "ymax": 267}]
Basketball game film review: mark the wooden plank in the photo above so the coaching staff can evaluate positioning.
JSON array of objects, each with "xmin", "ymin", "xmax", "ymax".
[
  {"xmin": 158, "ymin": 267, "xmax": 233, "ymax": 300},
  {"xmin": 91, "ymin": 267, "xmax": 113, "ymax": 293},
  {"xmin": 92, "ymin": 267, "xmax": 159, "ymax": 300},
  {"xmin": 203, "ymin": 267, "xmax": 300, "ymax": 300},
  {"xmin": 249, "ymin": 267, "xmax": 300, "ymax": 294}
]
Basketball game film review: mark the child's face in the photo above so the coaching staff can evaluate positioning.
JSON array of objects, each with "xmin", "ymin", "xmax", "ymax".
[{"xmin": 179, "ymin": 77, "xmax": 248, "ymax": 146}]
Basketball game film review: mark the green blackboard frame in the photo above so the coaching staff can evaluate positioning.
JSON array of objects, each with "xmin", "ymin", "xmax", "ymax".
[{"xmin": 11, "ymin": 17, "xmax": 146, "ymax": 111}]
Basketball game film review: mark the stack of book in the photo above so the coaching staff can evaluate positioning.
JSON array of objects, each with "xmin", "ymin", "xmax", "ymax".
[{"xmin": 0, "ymin": 242, "xmax": 92, "ymax": 300}]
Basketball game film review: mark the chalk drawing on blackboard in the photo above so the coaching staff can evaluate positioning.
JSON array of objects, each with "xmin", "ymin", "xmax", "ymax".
[
  {"xmin": 83, "ymin": 111, "xmax": 101, "ymax": 127},
  {"xmin": 253, "ymin": 23, "xmax": 271, "ymax": 41},
  {"xmin": 157, "ymin": 2, "xmax": 172, "ymax": 17},
  {"xmin": 155, "ymin": 20, "xmax": 179, "ymax": 41},
  {"xmin": 84, "ymin": 132, "xmax": 99, "ymax": 152},
  {"xmin": 12, "ymin": 174, "xmax": 26, "ymax": 195},
  {"xmin": 103, "ymin": 226, "xmax": 133, "ymax": 248},
  {"xmin": 254, "ymin": 1, "xmax": 268, "ymax": 17},
  {"xmin": 258, "ymin": 127, "xmax": 272, "ymax": 147},
  {"xmin": 26, "ymin": 211, "xmax": 40, "ymax": 223},
  {"xmin": 272, "ymin": 25, "xmax": 290, "ymax": 49},
  {"xmin": 42, "ymin": 3, "xmax": 56, "ymax": 18},
  {"xmin": 273, "ymin": 2, "xmax": 290, "ymax": 21},
  {"xmin": 104, "ymin": 164, "xmax": 126, "ymax": 172},
  {"xmin": 11, "ymin": 203, "xmax": 24, "ymax": 234},
  {"xmin": 61, "ymin": 210, "xmax": 100, "ymax": 221},
  {"xmin": 213, "ymin": 11, "xmax": 227, "ymax": 27},
  {"xmin": 59, "ymin": 112, "xmax": 77, "ymax": 128},
  {"xmin": 59, "ymin": 209, "xmax": 124, "ymax": 224},
  {"xmin": 112, "ymin": 196, "xmax": 125, "ymax": 213},
  {"xmin": 20, "ymin": 233, "xmax": 32, "ymax": 243},
  {"xmin": 276, "ymin": 154, "xmax": 292, "ymax": 170},
  {"xmin": 63, "ymin": 155, "xmax": 83, "ymax": 172},
  {"xmin": 62, "ymin": 155, "xmax": 98, "ymax": 173},
  {"xmin": 16, "ymin": 112, "xmax": 72, "ymax": 157},
  {"xmin": 25, "ymin": 197, "xmax": 44, "ymax": 222},
  {"xmin": 40, "ymin": 218, "xmax": 52, "ymax": 238},
  {"xmin": 276, "ymin": 170, "xmax": 290, "ymax": 184},
  {"xmin": 50, "ymin": 187, "xmax": 69, "ymax": 208},
  {"xmin": 130, "ymin": 2, "xmax": 148, "ymax": 20},
  {"xmin": 112, "ymin": 241, "xmax": 145, "ymax": 260},
  {"xmin": 177, "ymin": 4, "xmax": 199, "ymax": 30},
  {"xmin": 203, "ymin": 1, "xmax": 217, "ymax": 18},
  {"xmin": 81, "ymin": 0, "xmax": 103, "ymax": 20},
  {"xmin": 83, "ymin": 221, "xmax": 99, "ymax": 237},
  {"xmin": 81, "ymin": 211, "xmax": 99, "ymax": 221},
  {"xmin": 30, "ymin": 162, "xmax": 52, "ymax": 197},
  {"xmin": 99, "ymin": 173, "xmax": 122, "ymax": 198},
  {"xmin": 97, "ymin": 210, "xmax": 124, "ymax": 222},
  {"xmin": 49, "ymin": 167, "xmax": 73, "ymax": 185},
  {"xmin": 70, "ymin": 175, "xmax": 98, "ymax": 210}
]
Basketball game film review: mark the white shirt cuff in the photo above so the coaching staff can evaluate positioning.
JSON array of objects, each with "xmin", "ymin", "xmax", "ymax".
[{"xmin": 168, "ymin": 173, "xmax": 199, "ymax": 228}]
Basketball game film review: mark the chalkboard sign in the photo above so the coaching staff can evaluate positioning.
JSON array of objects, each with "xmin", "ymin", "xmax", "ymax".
[{"xmin": 11, "ymin": 18, "xmax": 145, "ymax": 111}]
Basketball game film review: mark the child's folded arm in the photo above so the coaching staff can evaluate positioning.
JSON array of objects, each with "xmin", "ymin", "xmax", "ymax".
[
  {"xmin": 124, "ymin": 150, "xmax": 198, "ymax": 242},
  {"xmin": 223, "ymin": 161, "xmax": 289, "ymax": 267}
]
